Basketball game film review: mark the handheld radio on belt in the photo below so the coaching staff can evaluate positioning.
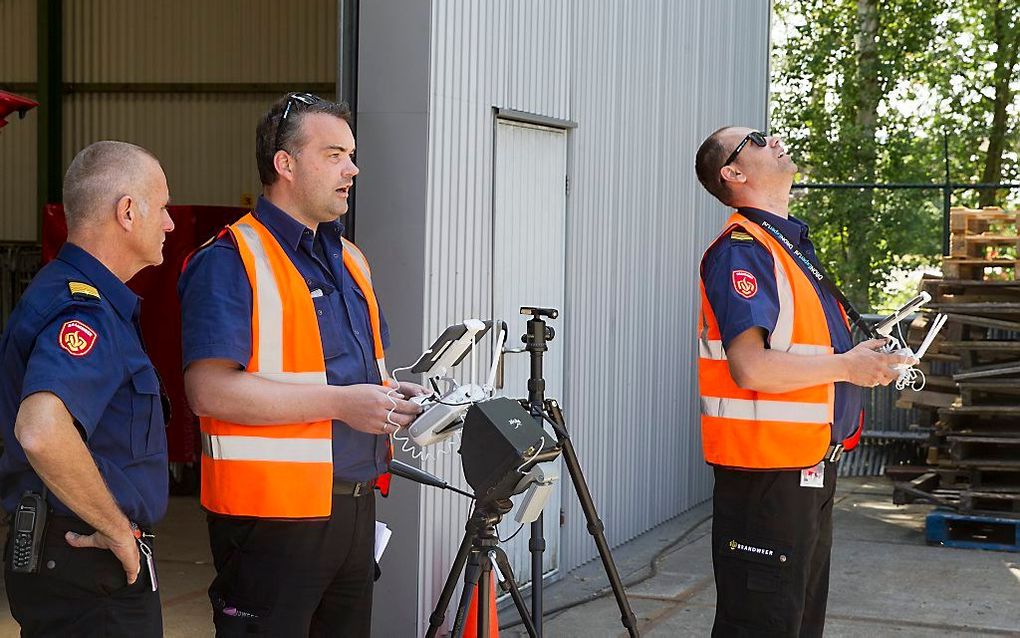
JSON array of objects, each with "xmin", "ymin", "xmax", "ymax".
[
  {"xmin": 736, "ymin": 208, "xmax": 879, "ymax": 340},
  {"xmin": 10, "ymin": 491, "xmax": 47, "ymax": 573}
]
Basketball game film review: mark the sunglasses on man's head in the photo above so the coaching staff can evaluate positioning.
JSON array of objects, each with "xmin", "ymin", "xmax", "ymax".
[
  {"xmin": 274, "ymin": 92, "xmax": 322, "ymax": 153},
  {"xmin": 722, "ymin": 131, "xmax": 768, "ymax": 168}
]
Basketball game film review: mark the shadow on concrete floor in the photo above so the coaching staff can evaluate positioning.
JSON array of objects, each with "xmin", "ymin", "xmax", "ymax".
[
  {"xmin": 500, "ymin": 477, "xmax": 1020, "ymax": 638},
  {"xmin": 0, "ymin": 478, "xmax": 1017, "ymax": 637}
]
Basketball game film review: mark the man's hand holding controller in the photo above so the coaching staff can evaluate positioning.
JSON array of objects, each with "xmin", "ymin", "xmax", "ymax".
[{"xmin": 839, "ymin": 338, "xmax": 918, "ymax": 388}]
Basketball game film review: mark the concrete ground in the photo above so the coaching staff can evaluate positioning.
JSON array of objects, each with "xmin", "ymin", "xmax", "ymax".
[
  {"xmin": 0, "ymin": 496, "xmax": 216, "ymax": 637},
  {"xmin": 502, "ymin": 478, "xmax": 1020, "ymax": 637},
  {"xmin": 0, "ymin": 477, "xmax": 1016, "ymax": 637}
]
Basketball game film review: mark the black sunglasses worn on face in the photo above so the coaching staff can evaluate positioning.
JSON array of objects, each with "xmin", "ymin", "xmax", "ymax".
[
  {"xmin": 722, "ymin": 130, "xmax": 768, "ymax": 168},
  {"xmin": 274, "ymin": 93, "xmax": 322, "ymax": 153}
]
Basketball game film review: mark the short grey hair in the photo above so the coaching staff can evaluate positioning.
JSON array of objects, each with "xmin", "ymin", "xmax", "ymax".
[{"xmin": 62, "ymin": 141, "xmax": 160, "ymax": 231}]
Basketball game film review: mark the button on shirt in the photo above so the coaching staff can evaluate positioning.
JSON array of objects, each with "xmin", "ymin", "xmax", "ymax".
[
  {"xmin": 178, "ymin": 196, "xmax": 391, "ymax": 481},
  {"xmin": 0, "ymin": 243, "xmax": 169, "ymax": 526},
  {"xmin": 701, "ymin": 207, "xmax": 863, "ymax": 441}
]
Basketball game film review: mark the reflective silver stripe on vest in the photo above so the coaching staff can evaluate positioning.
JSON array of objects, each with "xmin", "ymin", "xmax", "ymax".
[
  {"xmin": 700, "ymin": 397, "xmax": 830, "ymax": 424},
  {"xmin": 234, "ymin": 223, "xmax": 285, "ymax": 375},
  {"xmin": 340, "ymin": 237, "xmax": 372, "ymax": 283},
  {"xmin": 254, "ymin": 371, "xmax": 329, "ymax": 385},
  {"xmin": 376, "ymin": 359, "xmax": 390, "ymax": 383},
  {"xmin": 202, "ymin": 433, "xmax": 332, "ymax": 463},
  {"xmin": 699, "ymin": 339, "xmax": 831, "ymax": 361},
  {"xmin": 772, "ymin": 258, "xmax": 795, "ymax": 352},
  {"xmin": 341, "ymin": 237, "xmax": 390, "ymax": 382},
  {"xmin": 700, "ymin": 338, "xmax": 726, "ymax": 360}
]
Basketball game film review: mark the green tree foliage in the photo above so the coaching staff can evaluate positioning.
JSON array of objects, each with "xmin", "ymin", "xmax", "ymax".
[
  {"xmin": 772, "ymin": 0, "xmax": 1020, "ymax": 311},
  {"xmin": 934, "ymin": 1, "xmax": 1020, "ymax": 206}
]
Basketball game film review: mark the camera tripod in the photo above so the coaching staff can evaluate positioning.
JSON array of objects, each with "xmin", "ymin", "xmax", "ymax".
[
  {"xmin": 516, "ymin": 306, "xmax": 639, "ymax": 637},
  {"xmin": 425, "ymin": 498, "xmax": 538, "ymax": 638},
  {"xmin": 423, "ymin": 307, "xmax": 638, "ymax": 637}
]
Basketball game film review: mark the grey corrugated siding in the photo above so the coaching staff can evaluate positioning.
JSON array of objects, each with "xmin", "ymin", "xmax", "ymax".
[
  {"xmin": 0, "ymin": 0, "xmax": 337, "ymax": 241},
  {"xmin": 61, "ymin": 93, "xmax": 275, "ymax": 210},
  {"xmin": 63, "ymin": 0, "xmax": 337, "ymax": 83},
  {"xmin": 0, "ymin": 0, "xmax": 38, "ymax": 241},
  {"xmin": 0, "ymin": 0, "xmax": 36, "ymax": 82},
  {"xmin": 417, "ymin": 0, "xmax": 770, "ymax": 629}
]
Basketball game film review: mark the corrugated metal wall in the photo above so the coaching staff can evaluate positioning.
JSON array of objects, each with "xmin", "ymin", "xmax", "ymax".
[
  {"xmin": 60, "ymin": 94, "xmax": 273, "ymax": 210},
  {"xmin": 63, "ymin": 0, "xmax": 337, "ymax": 83},
  {"xmin": 0, "ymin": 0, "xmax": 337, "ymax": 241},
  {"xmin": 417, "ymin": 0, "xmax": 771, "ymax": 628},
  {"xmin": 0, "ymin": 0, "xmax": 36, "ymax": 81},
  {"xmin": 418, "ymin": 3, "xmax": 575, "ymax": 622},
  {"xmin": 0, "ymin": 0, "xmax": 38, "ymax": 241}
]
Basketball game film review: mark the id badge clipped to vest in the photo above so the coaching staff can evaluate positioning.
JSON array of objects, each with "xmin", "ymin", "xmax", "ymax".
[{"xmin": 800, "ymin": 462, "xmax": 825, "ymax": 489}]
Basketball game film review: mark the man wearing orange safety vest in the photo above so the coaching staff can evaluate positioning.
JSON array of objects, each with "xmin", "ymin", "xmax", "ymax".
[
  {"xmin": 693, "ymin": 127, "xmax": 912, "ymax": 638},
  {"xmin": 179, "ymin": 93, "xmax": 427, "ymax": 636}
]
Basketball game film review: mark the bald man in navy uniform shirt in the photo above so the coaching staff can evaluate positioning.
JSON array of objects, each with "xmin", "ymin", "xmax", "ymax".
[{"xmin": 0, "ymin": 141, "xmax": 174, "ymax": 637}]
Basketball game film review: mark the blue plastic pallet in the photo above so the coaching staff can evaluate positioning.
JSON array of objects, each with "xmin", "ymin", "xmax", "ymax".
[{"xmin": 926, "ymin": 509, "xmax": 1020, "ymax": 552}]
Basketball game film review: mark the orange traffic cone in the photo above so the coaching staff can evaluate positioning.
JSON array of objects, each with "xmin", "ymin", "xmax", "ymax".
[{"xmin": 463, "ymin": 572, "xmax": 499, "ymax": 638}]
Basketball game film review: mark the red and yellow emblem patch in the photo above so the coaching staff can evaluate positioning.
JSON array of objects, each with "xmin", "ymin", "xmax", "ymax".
[
  {"xmin": 58, "ymin": 320, "xmax": 98, "ymax": 357},
  {"xmin": 732, "ymin": 270, "xmax": 758, "ymax": 299}
]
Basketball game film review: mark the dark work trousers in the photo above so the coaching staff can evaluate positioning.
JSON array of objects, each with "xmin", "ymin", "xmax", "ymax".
[
  {"xmin": 711, "ymin": 461, "xmax": 837, "ymax": 638},
  {"xmin": 4, "ymin": 517, "xmax": 162, "ymax": 638},
  {"xmin": 207, "ymin": 491, "xmax": 376, "ymax": 637}
]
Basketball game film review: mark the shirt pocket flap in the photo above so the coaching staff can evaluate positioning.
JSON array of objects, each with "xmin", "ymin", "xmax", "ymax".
[
  {"xmin": 131, "ymin": 367, "xmax": 160, "ymax": 395},
  {"xmin": 307, "ymin": 279, "xmax": 335, "ymax": 296},
  {"xmin": 350, "ymin": 284, "xmax": 368, "ymax": 301}
]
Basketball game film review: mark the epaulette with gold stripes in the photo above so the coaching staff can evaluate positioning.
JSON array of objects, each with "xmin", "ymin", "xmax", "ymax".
[
  {"xmin": 68, "ymin": 281, "xmax": 101, "ymax": 301},
  {"xmin": 729, "ymin": 231, "xmax": 755, "ymax": 242}
]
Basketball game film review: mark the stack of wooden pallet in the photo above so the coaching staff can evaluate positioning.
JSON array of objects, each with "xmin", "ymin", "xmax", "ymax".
[
  {"xmin": 943, "ymin": 206, "xmax": 1020, "ymax": 280},
  {"xmin": 889, "ymin": 206, "xmax": 1020, "ymax": 552}
]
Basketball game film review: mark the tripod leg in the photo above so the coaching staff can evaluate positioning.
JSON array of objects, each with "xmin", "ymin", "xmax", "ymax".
[
  {"xmin": 546, "ymin": 400, "xmax": 640, "ymax": 637},
  {"xmin": 425, "ymin": 528, "xmax": 475, "ymax": 638},
  {"xmin": 490, "ymin": 548, "xmax": 538, "ymax": 638},
  {"xmin": 478, "ymin": 555, "xmax": 491, "ymax": 638},
  {"xmin": 451, "ymin": 550, "xmax": 484, "ymax": 638},
  {"xmin": 530, "ymin": 516, "xmax": 544, "ymax": 633}
]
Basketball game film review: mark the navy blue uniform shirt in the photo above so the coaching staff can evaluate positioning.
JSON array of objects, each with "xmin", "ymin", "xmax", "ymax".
[
  {"xmin": 702, "ymin": 207, "xmax": 863, "ymax": 442},
  {"xmin": 178, "ymin": 196, "xmax": 391, "ymax": 482},
  {"xmin": 0, "ymin": 243, "xmax": 169, "ymax": 526}
]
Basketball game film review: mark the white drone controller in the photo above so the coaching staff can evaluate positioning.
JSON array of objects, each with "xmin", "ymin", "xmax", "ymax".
[
  {"xmin": 405, "ymin": 320, "xmax": 506, "ymax": 447},
  {"xmin": 873, "ymin": 292, "xmax": 947, "ymax": 390},
  {"xmin": 407, "ymin": 384, "xmax": 487, "ymax": 446}
]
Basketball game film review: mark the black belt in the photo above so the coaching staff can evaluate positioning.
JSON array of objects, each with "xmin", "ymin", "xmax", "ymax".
[
  {"xmin": 333, "ymin": 478, "xmax": 375, "ymax": 497},
  {"xmin": 824, "ymin": 444, "xmax": 844, "ymax": 463}
]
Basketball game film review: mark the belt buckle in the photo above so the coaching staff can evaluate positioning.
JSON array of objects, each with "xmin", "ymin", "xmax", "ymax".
[
  {"xmin": 828, "ymin": 444, "xmax": 844, "ymax": 463},
  {"xmin": 352, "ymin": 482, "xmax": 363, "ymax": 497}
]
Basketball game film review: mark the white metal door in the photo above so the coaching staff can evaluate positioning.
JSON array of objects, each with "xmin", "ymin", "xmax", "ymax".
[{"xmin": 492, "ymin": 119, "xmax": 568, "ymax": 587}]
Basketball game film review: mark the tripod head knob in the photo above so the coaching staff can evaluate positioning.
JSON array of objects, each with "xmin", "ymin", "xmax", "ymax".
[
  {"xmin": 522, "ymin": 326, "xmax": 554, "ymax": 344},
  {"xmin": 520, "ymin": 306, "xmax": 558, "ymax": 320}
]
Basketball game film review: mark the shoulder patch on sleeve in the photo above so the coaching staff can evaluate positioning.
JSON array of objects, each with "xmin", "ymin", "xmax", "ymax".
[
  {"xmin": 732, "ymin": 270, "xmax": 759, "ymax": 298},
  {"xmin": 58, "ymin": 319, "xmax": 99, "ymax": 357},
  {"xmin": 729, "ymin": 230, "xmax": 755, "ymax": 243},
  {"xmin": 68, "ymin": 281, "xmax": 101, "ymax": 301}
]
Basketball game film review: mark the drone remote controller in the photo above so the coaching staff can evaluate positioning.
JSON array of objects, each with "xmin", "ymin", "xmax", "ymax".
[
  {"xmin": 879, "ymin": 313, "xmax": 948, "ymax": 391},
  {"xmin": 408, "ymin": 384, "xmax": 487, "ymax": 446}
]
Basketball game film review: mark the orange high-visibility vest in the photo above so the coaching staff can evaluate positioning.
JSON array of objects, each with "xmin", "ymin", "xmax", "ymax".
[
  {"xmin": 200, "ymin": 212, "xmax": 390, "ymax": 518},
  {"xmin": 698, "ymin": 211, "xmax": 855, "ymax": 470}
]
